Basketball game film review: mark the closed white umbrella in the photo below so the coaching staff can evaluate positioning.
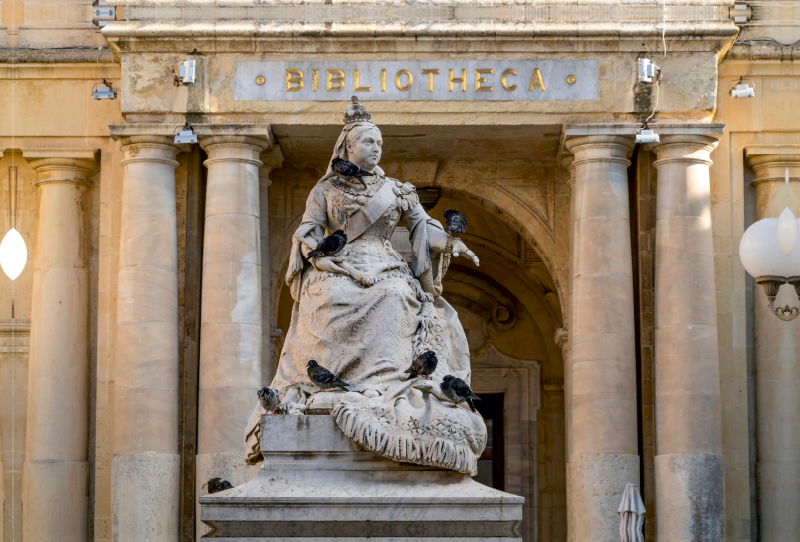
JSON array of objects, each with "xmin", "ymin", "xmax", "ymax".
[{"xmin": 618, "ymin": 483, "xmax": 646, "ymax": 542}]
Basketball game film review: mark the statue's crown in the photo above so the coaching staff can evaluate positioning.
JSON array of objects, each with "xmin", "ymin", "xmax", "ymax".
[{"xmin": 343, "ymin": 96, "xmax": 372, "ymax": 124}]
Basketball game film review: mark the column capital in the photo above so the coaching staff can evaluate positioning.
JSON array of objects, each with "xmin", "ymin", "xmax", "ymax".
[
  {"xmin": 745, "ymin": 146, "xmax": 800, "ymax": 186},
  {"xmin": 560, "ymin": 154, "xmax": 576, "ymax": 186},
  {"xmin": 652, "ymin": 134, "xmax": 719, "ymax": 167},
  {"xmin": 259, "ymin": 145, "xmax": 284, "ymax": 186},
  {"xmin": 564, "ymin": 135, "xmax": 635, "ymax": 168},
  {"xmin": 114, "ymin": 135, "xmax": 181, "ymax": 167},
  {"xmin": 200, "ymin": 135, "xmax": 271, "ymax": 168},
  {"xmin": 22, "ymin": 148, "xmax": 98, "ymax": 187}
]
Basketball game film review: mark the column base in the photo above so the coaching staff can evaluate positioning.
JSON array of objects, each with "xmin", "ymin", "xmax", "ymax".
[
  {"xmin": 22, "ymin": 459, "xmax": 89, "ymax": 541},
  {"xmin": 655, "ymin": 453, "xmax": 724, "ymax": 542},
  {"xmin": 196, "ymin": 451, "xmax": 259, "ymax": 541},
  {"xmin": 756, "ymin": 460, "xmax": 800, "ymax": 542},
  {"xmin": 568, "ymin": 453, "xmax": 639, "ymax": 542},
  {"xmin": 113, "ymin": 452, "xmax": 180, "ymax": 542}
]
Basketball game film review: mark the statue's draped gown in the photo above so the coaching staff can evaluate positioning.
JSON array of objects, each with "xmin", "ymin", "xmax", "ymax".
[{"xmin": 269, "ymin": 172, "xmax": 486, "ymax": 474}]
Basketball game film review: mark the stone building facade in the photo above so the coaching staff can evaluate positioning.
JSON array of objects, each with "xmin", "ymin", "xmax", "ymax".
[{"xmin": 0, "ymin": 1, "xmax": 798, "ymax": 541}]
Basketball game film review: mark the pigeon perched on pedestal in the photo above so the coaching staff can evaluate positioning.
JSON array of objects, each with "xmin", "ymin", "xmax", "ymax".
[
  {"xmin": 307, "ymin": 230, "xmax": 347, "ymax": 259},
  {"xmin": 331, "ymin": 157, "xmax": 371, "ymax": 189},
  {"xmin": 444, "ymin": 209, "xmax": 467, "ymax": 237},
  {"xmin": 402, "ymin": 350, "xmax": 438, "ymax": 381},
  {"xmin": 306, "ymin": 360, "xmax": 349, "ymax": 393},
  {"xmin": 257, "ymin": 387, "xmax": 280, "ymax": 414},
  {"xmin": 207, "ymin": 478, "xmax": 233, "ymax": 494},
  {"xmin": 440, "ymin": 375, "xmax": 480, "ymax": 412}
]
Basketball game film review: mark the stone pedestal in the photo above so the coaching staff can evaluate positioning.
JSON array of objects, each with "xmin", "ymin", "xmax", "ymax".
[{"xmin": 199, "ymin": 415, "xmax": 523, "ymax": 541}]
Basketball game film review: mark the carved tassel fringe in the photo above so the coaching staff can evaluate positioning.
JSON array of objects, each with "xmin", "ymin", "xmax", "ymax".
[{"xmin": 332, "ymin": 403, "xmax": 478, "ymax": 476}]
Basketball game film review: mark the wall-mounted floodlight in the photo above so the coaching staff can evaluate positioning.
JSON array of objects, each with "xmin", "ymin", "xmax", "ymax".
[
  {"xmin": 635, "ymin": 128, "xmax": 660, "ymax": 144},
  {"xmin": 638, "ymin": 58, "xmax": 658, "ymax": 84},
  {"xmin": 731, "ymin": 82, "xmax": 755, "ymax": 98},
  {"xmin": 175, "ymin": 125, "xmax": 198, "ymax": 144},
  {"xmin": 731, "ymin": 2, "xmax": 752, "ymax": 25},
  {"xmin": 92, "ymin": 81, "xmax": 116, "ymax": 100},
  {"xmin": 179, "ymin": 60, "xmax": 196, "ymax": 85},
  {"xmin": 92, "ymin": 0, "xmax": 116, "ymax": 27}
]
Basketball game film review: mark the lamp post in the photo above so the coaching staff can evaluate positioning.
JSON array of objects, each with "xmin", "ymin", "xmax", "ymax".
[{"xmin": 739, "ymin": 170, "xmax": 800, "ymax": 321}]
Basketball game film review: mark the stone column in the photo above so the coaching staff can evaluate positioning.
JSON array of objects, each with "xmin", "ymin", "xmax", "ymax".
[
  {"xmin": 195, "ymin": 136, "xmax": 272, "ymax": 539},
  {"xmin": 259, "ymin": 148, "xmax": 283, "ymax": 386},
  {"xmin": 21, "ymin": 150, "xmax": 96, "ymax": 542},
  {"xmin": 652, "ymin": 136, "xmax": 724, "ymax": 542},
  {"xmin": 564, "ymin": 135, "xmax": 639, "ymax": 542},
  {"xmin": 745, "ymin": 149, "xmax": 800, "ymax": 542},
  {"xmin": 560, "ymin": 154, "xmax": 575, "ymax": 540},
  {"xmin": 113, "ymin": 136, "xmax": 181, "ymax": 542}
]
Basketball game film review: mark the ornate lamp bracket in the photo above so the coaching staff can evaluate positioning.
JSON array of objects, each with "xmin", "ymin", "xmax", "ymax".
[{"xmin": 757, "ymin": 276, "xmax": 800, "ymax": 321}]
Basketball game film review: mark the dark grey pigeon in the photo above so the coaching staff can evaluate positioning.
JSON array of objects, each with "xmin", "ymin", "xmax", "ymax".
[
  {"xmin": 331, "ymin": 157, "xmax": 371, "ymax": 189},
  {"xmin": 257, "ymin": 387, "xmax": 280, "ymax": 413},
  {"xmin": 440, "ymin": 375, "xmax": 480, "ymax": 412},
  {"xmin": 307, "ymin": 230, "xmax": 347, "ymax": 259},
  {"xmin": 444, "ymin": 209, "xmax": 467, "ymax": 237},
  {"xmin": 207, "ymin": 478, "xmax": 233, "ymax": 494},
  {"xmin": 402, "ymin": 350, "xmax": 438, "ymax": 381},
  {"xmin": 306, "ymin": 360, "xmax": 349, "ymax": 393}
]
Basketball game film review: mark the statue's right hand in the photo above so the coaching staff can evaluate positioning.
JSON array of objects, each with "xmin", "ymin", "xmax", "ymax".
[{"xmin": 311, "ymin": 256, "xmax": 351, "ymax": 276}]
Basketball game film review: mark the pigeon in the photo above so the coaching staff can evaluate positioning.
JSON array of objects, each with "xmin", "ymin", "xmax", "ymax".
[
  {"xmin": 402, "ymin": 350, "xmax": 438, "ymax": 381},
  {"xmin": 207, "ymin": 478, "xmax": 233, "ymax": 494},
  {"xmin": 257, "ymin": 387, "xmax": 280, "ymax": 414},
  {"xmin": 331, "ymin": 157, "xmax": 371, "ymax": 189},
  {"xmin": 440, "ymin": 375, "xmax": 480, "ymax": 412},
  {"xmin": 444, "ymin": 209, "xmax": 467, "ymax": 237},
  {"xmin": 307, "ymin": 230, "xmax": 347, "ymax": 259},
  {"xmin": 306, "ymin": 360, "xmax": 349, "ymax": 393}
]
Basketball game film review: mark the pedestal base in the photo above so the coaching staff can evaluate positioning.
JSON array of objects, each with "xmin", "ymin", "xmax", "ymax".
[{"xmin": 200, "ymin": 415, "xmax": 523, "ymax": 541}]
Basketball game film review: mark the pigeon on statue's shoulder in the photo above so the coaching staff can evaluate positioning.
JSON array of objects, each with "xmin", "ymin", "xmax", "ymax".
[
  {"xmin": 257, "ymin": 387, "xmax": 280, "ymax": 414},
  {"xmin": 402, "ymin": 350, "xmax": 438, "ymax": 381},
  {"xmin": 307, "ymin": 230, "xmax": 347, "ymax": 259},
  {"xmin": 331, "ymin": 157, "xmax": 372, "ymax": 189},
  {"xmin": 306, "ymin": 360, "xmax": 349, "ymax": 393},
  {"xmin": 440, "ymin": 375, "xmax": 480, "ymax": 412}
]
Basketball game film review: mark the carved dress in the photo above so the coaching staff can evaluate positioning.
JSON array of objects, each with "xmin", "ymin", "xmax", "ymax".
[{"xmin": 270, "ymin": 172, "xmax": 486, "ymax": 474}]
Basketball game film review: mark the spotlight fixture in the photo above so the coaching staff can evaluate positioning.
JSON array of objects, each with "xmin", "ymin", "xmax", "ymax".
[
  {"xmin": 92, "ymin": 0, "xmax": 116, "ymax": 27},
  {"xmin": 635, "ymin": 127, "xmax": 660, "ymax": 144},
  {"xmin": 179, "ymin": 59, "xmax": 196, "ymax": 85},
  {"xmin": 638, "ymin": 58, "xmax": 659, "ymax": 84},
  {"xmin": 174, "ymin": 124, "xmax": 198, "ymax": 144},
  {"xmin": 92, "ymin": 80, "xmax": 116, "ymax": 100},
  {"xmin": 731, "ymin": 81, "xmax": 755, "ymax": 98}
]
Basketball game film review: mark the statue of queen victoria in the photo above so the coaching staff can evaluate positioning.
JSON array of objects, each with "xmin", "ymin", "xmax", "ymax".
[{"xmin": 262, "ymin": 97, "xmax": 487, "ymax": 474}]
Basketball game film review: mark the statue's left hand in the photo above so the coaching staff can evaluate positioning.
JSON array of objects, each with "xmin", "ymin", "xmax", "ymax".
[{"xmin": 451, "ymin": 238, "xmax": 480, "ymax": 267}]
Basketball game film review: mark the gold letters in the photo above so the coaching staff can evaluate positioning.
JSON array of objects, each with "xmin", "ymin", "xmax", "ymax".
[
  {"xmin": 421, "ymin": 69, "xmax": 439, "ymax": 92},
  {"xmin": 475, "ymin": 69, "xmax": 493, "ymax": 92},
  {"xmin": 381, "ymin": 69, "xmax": 387, "ymax": 92},
  {"xmin": 395, "ymin": 69, "xmax": 412, "ymax": 91},
  {"xmin": 354, "ymin": 69, "xmax": 372, "ymax": 92},
  {"xmin": 285, "ymin": 69, "xmax": 303, "ymax": 92},
  {"xmin": 448, "ymin": 69, "xmax": 466, "ymax": 92},
  {"xmin": 528, "ymin": 68, "xmax": 546, "ymax": 92},
  {"xmin": 327, "ymin": 69, "xmax": 344, "ymax": 91},
  {"xmin": 501, "ymin": 69, "xmax": 517, "ymax": 91},
  {"xmin": 312, "ymin": 69, "xmax": 318, "ymax": 92}
]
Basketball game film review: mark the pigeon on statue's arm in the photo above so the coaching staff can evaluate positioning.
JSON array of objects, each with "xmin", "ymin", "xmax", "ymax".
[
  {"xmin": 307, "ymin": 230, "xmax": 347, "ymax": 259},
  {"xmin": 306, "ymin": 360, "xmax": 349, "ymax": 393}
]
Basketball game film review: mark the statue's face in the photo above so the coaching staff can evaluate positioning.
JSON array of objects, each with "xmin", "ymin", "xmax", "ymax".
[{"xmin": 346, "ymin": 127, "xmax": 383, "ymax": 171}]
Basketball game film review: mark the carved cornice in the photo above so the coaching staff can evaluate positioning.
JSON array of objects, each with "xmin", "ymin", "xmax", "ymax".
[{"xmin": 102, "ymin": 0, "xmax": 737, "ymax": 43}]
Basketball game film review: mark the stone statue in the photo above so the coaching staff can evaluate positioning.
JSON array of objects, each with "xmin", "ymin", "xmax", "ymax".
[{"xmin": 256, "ymin": 97, "xmax": 487, "ymax": 474}]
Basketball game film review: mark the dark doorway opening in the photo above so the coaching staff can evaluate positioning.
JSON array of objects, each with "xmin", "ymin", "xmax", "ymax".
[{"xmin": 472, "ymin": 393, "xmax": 505, "ymax": 492}]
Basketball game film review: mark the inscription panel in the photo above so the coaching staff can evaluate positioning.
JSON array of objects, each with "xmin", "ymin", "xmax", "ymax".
[{"xmin": 235, "ymin": 60, "xmax": 597, "ymax": 101}]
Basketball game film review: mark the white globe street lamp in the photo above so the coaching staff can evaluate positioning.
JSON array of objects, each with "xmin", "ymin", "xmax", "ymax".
[
  {"xmin": 0, "ymin": 227, "xmax": 27, "ymax": 281},
  {"xmin": 740, "ymin": 197, "xmax": 800, "ymax": 321}
]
